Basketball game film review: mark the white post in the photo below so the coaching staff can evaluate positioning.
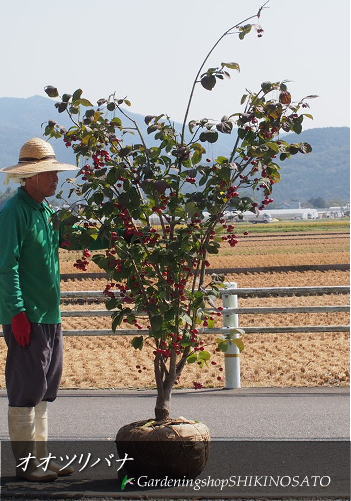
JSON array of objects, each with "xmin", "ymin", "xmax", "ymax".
[{"xmin": 222, "ymin": 282, "xmax": 241, "ymax": 389}]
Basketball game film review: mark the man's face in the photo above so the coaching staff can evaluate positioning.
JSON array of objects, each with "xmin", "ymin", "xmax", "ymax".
[{"xmin": 26, "ymin": 171, "xmax": 59, "ymax": 199}]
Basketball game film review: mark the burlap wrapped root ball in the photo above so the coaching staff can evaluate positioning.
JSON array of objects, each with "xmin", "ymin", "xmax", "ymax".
[{"xmin": 116, "ymin": 417, "xmax": 210, "ymax": 478}]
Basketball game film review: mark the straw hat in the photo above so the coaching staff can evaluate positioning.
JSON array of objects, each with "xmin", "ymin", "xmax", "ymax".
[{"xmin": 0, "ymin": 137, "xmax": 78, "ymax": 175}]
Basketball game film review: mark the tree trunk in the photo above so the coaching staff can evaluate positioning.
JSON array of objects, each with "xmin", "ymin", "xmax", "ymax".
[
  {"xmin": 154, "ymin": 348, "xmax": 178, "ymax": 421},
  {"xmin": 155, "ymin": 385, "xmax": 171, "ymax": 421}
]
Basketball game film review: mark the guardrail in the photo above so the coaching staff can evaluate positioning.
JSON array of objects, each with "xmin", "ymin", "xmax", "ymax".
[{"xmin": 1, "ymin": 284, "xmax": 349, "ymax": 389}]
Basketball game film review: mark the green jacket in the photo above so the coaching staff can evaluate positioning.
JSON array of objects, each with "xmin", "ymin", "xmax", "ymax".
[
  {"xmin": 0, "ymin": 187, "xmax": 107, "ymax": 325},
  {"xmin": 0, "ymin": 187, "xmax": 62, "ymax": 324}
]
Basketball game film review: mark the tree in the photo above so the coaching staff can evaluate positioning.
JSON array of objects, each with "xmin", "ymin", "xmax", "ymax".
[
  {"xmin": 44, "ymin": 1, "xmax": 314, "ymax": 421},
  {"xmin": 307, "ymin": 197, "xmax": 327, "ymax": 208}
]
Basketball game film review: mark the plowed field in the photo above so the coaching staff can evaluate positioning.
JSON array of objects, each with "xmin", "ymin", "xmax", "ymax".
[
  {"xmin": 59, "ymin": 233, "xmax": 349, "ymax": 273},
  {"xmin": 0, "ymin": 230, "xmax": 349, "ymax": 389}
]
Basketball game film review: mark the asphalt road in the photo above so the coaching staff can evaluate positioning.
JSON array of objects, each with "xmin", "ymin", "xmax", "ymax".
[{"xmin": 0, "ymin": 387, "xmax": 349, "ymax": 440}]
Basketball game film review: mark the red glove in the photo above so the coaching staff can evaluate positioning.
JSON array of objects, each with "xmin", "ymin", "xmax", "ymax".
[{"xmin": 11, "ymin": 312, "xmax": 32, "ymax": 347}]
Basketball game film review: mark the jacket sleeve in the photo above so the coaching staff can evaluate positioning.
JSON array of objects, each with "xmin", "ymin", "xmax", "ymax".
[{"xmin": 0, "ymin": 206, "xmax": 27, "ymax": 320}]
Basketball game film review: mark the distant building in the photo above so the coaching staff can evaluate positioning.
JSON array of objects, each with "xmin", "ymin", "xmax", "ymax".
[
  {"xmin": 224, "ymin": 208, "xmax": 319, "ymax": 222},
  {"xmin": 317, "ymin": 207, "xmax": 346, "ymax": 219},
  {"xmin": 261, "ymin": 208, "xmax": 319, "ymax": 220}
]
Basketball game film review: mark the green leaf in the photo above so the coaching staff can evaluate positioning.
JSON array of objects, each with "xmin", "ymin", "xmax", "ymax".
[
  {"xmin": 111, "ymin": 117, "xmax": 122, "ymax": 126},
  {"xmin": 292, "ymin": 122, "xmax": 303, "ymax": 134},
  {"xmin": 232, "ymin": 338, "xmax": 244, "ymax": 352},
  {"xmin": 107, "ymin": 102, "xmax": 116, "ymax": 111},
  {"xmin": 144, "ymin": 115, "xmax": 154, "ymax": 124},
  {"xmin": 124, "ymin": 99, "xmax": 132, "ymax": 106},
  {"xmin": 216, "ymin": 121, "xmax": 233, "ymax": 134},
  {"xmin": 164, "ymin": 307, "xmax": 177, "ymax": 322},
  {"xmin": 131, "ymin": 336, "xmax": 144, "ymax": 350},
  {"xmin": 298, "ymin": 142, "xmax": 313, "ymax": 154},
  {"xmin": 261, "ymin": 81, "xmax": 273, "ymax": 93},
  {"xmin": 185, "ymin": 201, "xmax": 198, "ymax": 218},
  {"xmin": 187, "ymin": 353, "xmax": 198, "ymax": 364},
  {"xmin": 221, "ymin": 62, "xmax": 240, "ymax": 72},
  {"xmin": 44, "ymin": 85, "xmax": 59, "ymax": 98},
  {"xmin": 238, "ymin": 24, "xmax": 252, "ymax": 40},
  {"xmin": 217, "ymin": 340, "xmax": 228, "ymax": 352},
  {"xmin": 150, "ymin": 314, "xmax": 163, "ymax": 332},
  {"xmin": 241, "ymin": 24, "xmax": 252, "ymax": 32},
  {"xmin": 228, "ymin": 328, "xmax": 245, "ymax": 336},
  {"xmin": 237, "ymin": 128, "xmax": 246, "ymax": 139},
  {"xmin": 85, "ymin": 109, "xmax": 95, "ymax": 118},
  {"xmin": 44, "ymin": 125, "xmax": 53, "ymax": 136},
  {"xmin": 240, "ymin": 94, "xmax": 248, "ymax": 105},
  {"xmin": 93, "ymin": 192, "xmax": 104, "ymax": 205},
  {"xmin": 200, "ymin": 74, "xmax": 216, "ymax": 91},
  {"xmin": 72, "ymin": 89, "xmax": 83, "ymax": 101},
  {"xmin": 199, "ymin": 175, "xmax": 207, "ymax": 186},
  {"xmin": 112, "ymin": 310, "xmax": 124, "ymax": 331},
  {"xmin": 57, "ymin": 102, "xmax": 67, "ymax": 113},
  {"xmin": 266, "ymin": 141, "xmax": 280, "ymax": 153},
  {"xmin": 62, "ymin": 93, "xmax": 72, "ymax": 103},
  {"xmin": 216, "ymin": 156, "xmax": 228, "ymax": 164},
  {"xmin": 106, "ymin": 298, "xmax": 118, "ymax": 310},
  {"xmin": 191, "ymin": 150, "xmax": 202, "ymax": 165},
  {"xmin": 69, "ymin": 106, "xmax": 79, "ymax": 114},
  {"xmin": 147, "ymin": 125, "xmax": 158, "ymax": 134},
  {"xmin": 303, "ymin": 114, "xmax": 313, "ymax": 120},
  {"xmin": 207, "ymin": 318, "xmax": 215, "ymax": 329},
  {"xmin": 206, "ymin": 242, "xmax": 220, "ymax": 254},
  {"xmin": 198, "ymin": 350, "xmax": 211, "ymax": 361},
  {"xmin": 78, "ymin": 98, "xmax": 93, "ymax": 107},
  {"xmin": 199, "ymin": 131, "xmax": 218, "ymax": 143}
]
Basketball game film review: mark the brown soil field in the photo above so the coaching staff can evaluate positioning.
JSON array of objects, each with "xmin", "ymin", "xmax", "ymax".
[
  {"xmin": 59, "ymin": 234, "xmax": 349, "ymax": 273},
  {"xmin": 0, "ymin": 234, "xmax": 349, "ymax": 390},
  {"xmin": 0, "ymin": 270, "xmax": 348, "ymax": 390},
  {"xmin": 60, "ymin": 269, "xmax": 349, "ymax": 290}
]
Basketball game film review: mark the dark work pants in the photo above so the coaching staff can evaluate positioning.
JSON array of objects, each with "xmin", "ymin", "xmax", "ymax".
[{"xmin": 3, "ymin": 323, "xmax": 63, "ymax": 407}]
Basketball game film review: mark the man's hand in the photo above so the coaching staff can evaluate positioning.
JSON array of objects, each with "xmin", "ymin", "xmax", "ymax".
[{"xmin": 11, "ymin": 312, "xmax": 32, "ymax": 347}]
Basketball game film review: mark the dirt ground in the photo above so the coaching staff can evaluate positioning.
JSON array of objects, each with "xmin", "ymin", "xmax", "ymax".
[{"xmin": 0, "ymin": 268, "xmax": 348, "ymax": 390}]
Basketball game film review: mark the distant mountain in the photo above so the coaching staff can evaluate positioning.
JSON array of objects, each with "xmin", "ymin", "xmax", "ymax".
[
  {"xmin": 0, "ymin": 96, "xmax": 349, "ymax": 205},
  {"xmin": 268, "ymin": 127, "xmax": 350, "ymax": 204}
]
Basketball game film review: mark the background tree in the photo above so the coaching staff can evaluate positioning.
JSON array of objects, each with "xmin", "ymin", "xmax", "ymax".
[{"xmin": 307, "ymin": 197, "xmax": 328, "ymax": 208}]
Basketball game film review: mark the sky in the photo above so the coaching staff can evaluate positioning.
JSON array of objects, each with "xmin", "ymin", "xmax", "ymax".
[{"xmin": 1, "ymin": 0, "xmax": 349, "ymax": 129}]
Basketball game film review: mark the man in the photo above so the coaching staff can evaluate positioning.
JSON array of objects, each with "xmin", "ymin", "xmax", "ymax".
[{"xmin": 0, "ymin": 137, "xmax": 79, "ymax": 481}]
